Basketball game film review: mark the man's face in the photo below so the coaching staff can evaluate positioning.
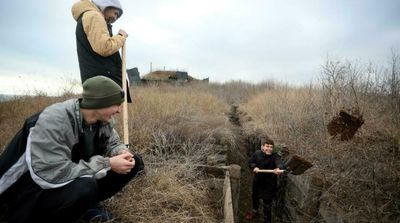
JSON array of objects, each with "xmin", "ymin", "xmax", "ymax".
[
  {"xmin": 103, "ymin": 7, "xmax": 120, "ymax": 24},
  {"xmin": 94, "ymin": 104, "xmax": 121, "ymax": 123},
  {"xmin": 261, "ymin": 144, "xmax": 273, "ymax": 155}
]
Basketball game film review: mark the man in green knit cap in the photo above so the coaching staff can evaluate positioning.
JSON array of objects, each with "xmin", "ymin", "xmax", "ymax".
[{"xmin": 0, "ymin": 76, "xmax": 144, "ymax": 222}]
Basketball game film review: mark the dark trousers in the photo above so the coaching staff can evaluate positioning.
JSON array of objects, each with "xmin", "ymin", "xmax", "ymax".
[
  {"xmin": 0, "ymin": 157, "xmax": 142, "ymax": 223},
  {"xmin": 252, "ymin": 181, "xmax": 275, "ymax": 223}
]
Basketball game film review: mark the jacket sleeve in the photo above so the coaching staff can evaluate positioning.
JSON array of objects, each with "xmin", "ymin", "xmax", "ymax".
[
  {"xmin": 274, "ymin": 154, "xmax": 286, "ymax": 170},
  {"xmin": 82, "ymin": 10, "xmax": 126, "ymax": 56},
  {"xmin": 104, "ymin": 128, "xmax": 126, "ymax": 157},
  {"xmin": 26, "ymin": 109, "xmax": 111, "ymax": 189},
  {"xmin": 248, "ymin": 152, "xmax": 257, "ymax": 170}
]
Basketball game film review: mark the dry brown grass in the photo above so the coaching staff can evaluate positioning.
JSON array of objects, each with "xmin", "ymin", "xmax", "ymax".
[
  {"xmin": 0, "ymin": 95, "xmax": 72, "ymax": 151},
  {"xmin": 240, "ymin": 86, "xmax": 326, "ymax": 145},
  {"xmin": 240, "ymin": 72, "xmax": 400, "ymax": 222},
  {"xmin": 1, "ymin": 84, "xmax": 234, "ymax": 222},
  {"xmin": 107, "ymin": 164, "xmax": 221, "ymax": 223},
  {"xmin": 104, "ymin": 84, "xmax": 235, "ymax": 222},
  {"xmin": 1, "ymin": 62, "xmax": 399, "ymax": 222},
  {"xmin": 119, "ymin": 84, "xmax": 233, "ymax": 155}
]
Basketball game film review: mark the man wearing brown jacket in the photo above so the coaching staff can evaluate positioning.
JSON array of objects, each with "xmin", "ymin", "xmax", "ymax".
[{"xmin": 72, "ymin": 0, "xmax": 132, "ymax": 102}]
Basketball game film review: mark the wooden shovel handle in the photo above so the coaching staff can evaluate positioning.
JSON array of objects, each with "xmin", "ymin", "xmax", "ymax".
[
  {"xmin": 122, "ymin": 43, "xmax": 129, "ymax": 146},
  {"xmin": 256, "ymin": 169, "xmax": 286, "ymax": 173}
]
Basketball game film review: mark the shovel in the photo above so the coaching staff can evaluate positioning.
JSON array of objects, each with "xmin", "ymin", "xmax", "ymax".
[{"xmin": 256, "ymin": 155, "xmax": 313, "ymax": 175}]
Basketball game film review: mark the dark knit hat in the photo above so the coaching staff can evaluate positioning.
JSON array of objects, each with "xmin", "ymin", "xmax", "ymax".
[{"xmin": 80, "ymin": 76, "xmax": 125, "ymax": 109}]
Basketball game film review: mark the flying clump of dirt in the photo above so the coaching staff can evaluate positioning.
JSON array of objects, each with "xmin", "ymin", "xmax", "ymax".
[{"xmin": 327, "ymin": 109, "xmax": 364, "ymax": 141}]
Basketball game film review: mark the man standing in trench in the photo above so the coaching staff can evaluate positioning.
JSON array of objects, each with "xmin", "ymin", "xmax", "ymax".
[
  {"xmin": 246, "ymin": 138, "xmax": 285, "ymax": 223},
  {"xmin": 72, "ymin": 0, "xmax": 132, "ymax": 102}
]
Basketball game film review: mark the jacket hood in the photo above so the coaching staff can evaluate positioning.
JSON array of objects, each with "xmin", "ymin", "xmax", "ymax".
[
  {"xmin": 72, "ymin": 0, "xmax": 99, "ymax": 21},
  {"xmin": 92, "ymin": 0, "xmax": 123, "ymax": 18}
]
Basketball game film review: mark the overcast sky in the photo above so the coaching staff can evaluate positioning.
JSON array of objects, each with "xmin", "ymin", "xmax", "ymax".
[{"xmin": 0, "ymin": 0, "xmax": 399, "ymax": 95}]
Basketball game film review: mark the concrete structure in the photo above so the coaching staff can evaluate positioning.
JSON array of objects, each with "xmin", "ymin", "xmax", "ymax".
[{"xmin": 127, "ymin": 67, "xmax": 141, "ymax": 86}]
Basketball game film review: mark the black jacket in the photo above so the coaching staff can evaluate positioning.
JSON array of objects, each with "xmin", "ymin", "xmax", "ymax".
[
  {"xmin": 75, "ymin": 17, "xmax": 132, "ymax": 102},
  {"xmin": 249, "ymin": 150, "xmax": 284, "ymax": 191},
  {"xmin": 0, "ymin": 112, "xmax": 40, "ymax": 181}
]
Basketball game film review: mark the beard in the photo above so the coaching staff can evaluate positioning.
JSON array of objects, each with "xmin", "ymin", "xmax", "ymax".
[{"xmin": 105, "ymin": 17, "xmax": 115, "ymax": 24}]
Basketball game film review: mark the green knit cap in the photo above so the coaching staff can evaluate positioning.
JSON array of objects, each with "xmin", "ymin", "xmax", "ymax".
[{"xmin": 80, "ymin": 76, "xmax": 125, "ymax": 109}]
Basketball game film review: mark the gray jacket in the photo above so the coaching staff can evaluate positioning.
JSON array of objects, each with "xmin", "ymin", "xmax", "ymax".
[{"xmin": 0, "ymin": 99, "xmax": 125, "ymax": 194}]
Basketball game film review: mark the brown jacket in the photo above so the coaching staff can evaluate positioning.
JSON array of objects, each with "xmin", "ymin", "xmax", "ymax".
[
  {"xmin": 71, "ymin": 0, "xmax": 126, "ymax": 57},
  {"xmin": 72, "ymin": 0, "xmax": 132, "ymax": 102}
]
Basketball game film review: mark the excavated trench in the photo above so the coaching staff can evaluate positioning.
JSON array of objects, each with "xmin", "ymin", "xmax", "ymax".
[
  {"xmin": 224, "ymin": 105, "xmax": 344, "ymax": 223},
  {"xmin": 226, "ymin": 104, "xmax": 267, "ymax": 222}
]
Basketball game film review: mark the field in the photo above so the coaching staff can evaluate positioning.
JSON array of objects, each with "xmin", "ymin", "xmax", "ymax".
[{"xmin": 0, "ymin": 57, "xmax": 399, "ymax": 222}]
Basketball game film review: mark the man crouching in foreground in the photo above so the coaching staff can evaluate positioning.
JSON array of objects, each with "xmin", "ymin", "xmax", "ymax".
[{"xmin": 0, "ymin": 76, "xmax": 144, "ymax": 223}]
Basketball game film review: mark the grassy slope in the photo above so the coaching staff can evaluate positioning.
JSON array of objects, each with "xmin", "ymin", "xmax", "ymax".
[{"xmin": 0, "ymin": 82, "xmax": 399, "ymax": 222}]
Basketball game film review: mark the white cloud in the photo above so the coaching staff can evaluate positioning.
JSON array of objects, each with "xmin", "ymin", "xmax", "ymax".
[
  {"xmin": 155, "ymin": 0, "xmax": 231, "ymax": 23},
  {"xmin": 0, "ymin": 72, "xmax": 81, "ymax": 96},
  {"xmin": 0, "ymin": 0, "xmax": 399, "ymax": 95},
  {"xmin": 125, "ymin": 17, "xmax": 172, "ymax": 44}
]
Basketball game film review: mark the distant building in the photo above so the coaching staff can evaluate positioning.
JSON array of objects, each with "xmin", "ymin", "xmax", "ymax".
[
  {"xmin": 141, "ymin": 70, "xmax": 209, "ymax": 85},
  {"xmin": 125, "ymin": 69, "xmax": 209, "ymax": 85}
]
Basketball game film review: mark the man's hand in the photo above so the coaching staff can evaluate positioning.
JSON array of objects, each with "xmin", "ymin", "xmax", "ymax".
[
  {"xmin": 253, "ymin": 167, "xmax": 260, "ymax": 173},
  {"xmin": 273, "ymin": 168, "xmax": 282, "ymax": 175},
  {"xmin": 110, "ymin": 152, "xmax": 135, "ymax": 174},
  {"xmin": 118, "ymin": 29, "xmax": 128, "ymax": 38},
  {"xmin": 119, "ymin": 149, "xmax": 134, "ymax": 162}
]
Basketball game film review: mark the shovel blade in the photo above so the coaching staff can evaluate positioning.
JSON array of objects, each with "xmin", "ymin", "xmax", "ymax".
[{"xmin": 285, "ymin": 155, "xmax": 313, "ymax": 175}]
